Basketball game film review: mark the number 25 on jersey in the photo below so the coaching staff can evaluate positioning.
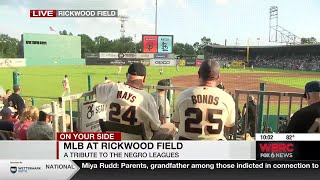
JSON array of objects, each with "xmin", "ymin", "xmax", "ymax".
[{"xmin": 185, "ymin": 108, "xmax": 223, "ymax": 135}]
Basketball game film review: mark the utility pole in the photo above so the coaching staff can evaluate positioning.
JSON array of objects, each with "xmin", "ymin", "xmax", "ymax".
[{"xmin": 155, "ymin": 0, "xmax": 158, "ymax": 35}]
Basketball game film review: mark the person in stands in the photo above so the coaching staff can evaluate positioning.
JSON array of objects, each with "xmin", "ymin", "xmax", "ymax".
[
  {"xmin": 8, "ymin": 85, "xmax": 25, "ymax": 118},
  {"xmin": 0, "ymin": 107, "xmax": 15, "ymax": 132},
  {"xmin": 27, "ymin": 104, "xmax": 54, "ymax": 140},
  {"xmin": 286, "ymin": 81, "xmax": 320, "ymax": 133},
  {"xmin": 14, "ymin": 106, "xmax": 39, "ymax": 140}
]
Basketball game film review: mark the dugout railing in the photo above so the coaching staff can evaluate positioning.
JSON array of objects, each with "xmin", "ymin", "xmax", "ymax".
[
  {"xmin": 234, "ymin": 89, "xmax": 305, "ymax": 140},
  {"xmin": 49, "ymin": 86, "xmax": 305, "ymax": 140}
]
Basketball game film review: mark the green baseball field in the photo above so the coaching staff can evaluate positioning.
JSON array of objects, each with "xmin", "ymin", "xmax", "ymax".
[{"xmin": 0, "ymin": 66, "xmax": 319, "ymax": 116}]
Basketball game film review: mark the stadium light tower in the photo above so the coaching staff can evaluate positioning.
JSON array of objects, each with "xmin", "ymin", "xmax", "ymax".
[
  {"xmin": 119, "ymin": 15, "xmax": 129, "ymax": 38},
  {"xmin": 269, "ymin": 6, "xmax": 301, "ymax": 45}
]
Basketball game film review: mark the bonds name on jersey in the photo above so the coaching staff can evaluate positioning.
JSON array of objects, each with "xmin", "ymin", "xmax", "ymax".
[
  {"xmin": 173, "ymin": 86, "xmax": 235, "ymax": 140},
  {"xmin": 95, "ymin": 83, "xmax": 161, "ymax": 140}
]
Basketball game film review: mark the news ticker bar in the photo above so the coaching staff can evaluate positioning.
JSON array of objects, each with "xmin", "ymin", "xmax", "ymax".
[
  {"xmin": 1, "ymin": 140, "xmax": 320, "ymax": 161},
  {"xmin": 30, "ymin": 10, "xmax": 118, "ymax": 17},
  {"xmin": 1, "ymin": 160, "xmax": 320, "ymax": 180},
  {"xmin": 256, "ymin": 133, "xmax": 320, "ymax": 141}
]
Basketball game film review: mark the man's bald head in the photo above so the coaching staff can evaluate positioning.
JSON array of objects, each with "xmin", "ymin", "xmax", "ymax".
[
  {"xmin": 13, "ymin": 85, "xmax": 21, "ymax": 93},
  {"xmin": 198, "ymin": 60, "xmax": 220, "ymax": 81}
]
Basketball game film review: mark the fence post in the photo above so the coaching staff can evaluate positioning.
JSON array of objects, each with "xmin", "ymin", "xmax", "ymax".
[
  {"xmin": 13, "ymin": 70, "xmax": 20, "ymax": 86},
  {"xmin": 87, "ymin": 75, "xmax": 93, "ymax": 100},
  {"xmin": 167, "ymin": 79, "xmax": 173, "ymax": 104},
  {"xmin": 87, "ymin": 75, "xmax": 92, "ymax": 91},
  {"xmin": 258, "ymin": 83, "xmax": 266, "ymax": 133},
  {"xmin": 31, "ymin": 97, "xmax": 35, "ymax": 106},
  {"xmin": 51, "ymin": 101, "xmax": 59, "ymax": 140}
]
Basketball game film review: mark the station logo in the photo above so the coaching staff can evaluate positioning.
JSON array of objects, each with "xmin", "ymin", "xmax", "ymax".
[{"xmin": 257, "ymin": 142, "xmax": 295, "ymax": 160}]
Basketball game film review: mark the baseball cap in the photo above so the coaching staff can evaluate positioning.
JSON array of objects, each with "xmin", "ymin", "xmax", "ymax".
[
  {"xmin": 157, "ymin": 79, "xmax": 170, "ymax": 86},
  {"xmin": 39, "ymin": 104, "xmax": 54, "ymax": 115},
  {"xmin": 198, "ymin": 60, "xmax": 220, "ymax": 80},
  {"xmin": 157, "ymin": 79, "xmax": 170, "ymax": 90},
  {"xmin": 0, "ymin": 107, "xmax": 13, "ymax": 115},
  {"xmin": 303, "ymin": 81, "xmax": 320, "ymax": 98},
  {"xmin": 127, "ymin": 63, "xmax": 146, "ymax": 76}
]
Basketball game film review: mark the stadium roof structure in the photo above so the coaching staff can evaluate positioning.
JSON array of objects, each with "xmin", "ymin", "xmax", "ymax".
[{"xmin": 204, "ymin": 44, "xmax": 320, "ymax": 55}]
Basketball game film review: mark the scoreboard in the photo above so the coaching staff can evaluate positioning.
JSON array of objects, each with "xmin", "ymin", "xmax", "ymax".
[{"xmin": 142, "ymin": 35, "xmax": 173, "ymax": 54}]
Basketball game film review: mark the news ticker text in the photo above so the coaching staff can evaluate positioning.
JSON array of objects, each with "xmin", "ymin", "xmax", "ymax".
[
  {"xmin": 78, "ymin": 161, "xmax": 320, "ymax": 170},
  {"xmin": 1, "ymin": 160, "xmax": 319, "ymax": 180}
]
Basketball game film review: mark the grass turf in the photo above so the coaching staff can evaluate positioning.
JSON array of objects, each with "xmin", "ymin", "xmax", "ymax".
[
  {"xmin": 0, "ymin": 65, "xmax": 317, "ymax": 112},
  {"xmin": 259, "ymin": 77, "xmax": 320, "ymax": 90}
]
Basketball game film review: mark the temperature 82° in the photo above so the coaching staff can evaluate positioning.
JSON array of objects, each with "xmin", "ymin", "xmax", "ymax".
[{"xmin": 286, "ymin": 134, "xmax": 295, "ymax": 140}]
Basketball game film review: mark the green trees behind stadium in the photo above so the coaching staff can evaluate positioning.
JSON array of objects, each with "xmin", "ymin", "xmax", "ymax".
[
  {"xmin": 0, "ymin": 34, "xmax": 19, "ymax": 58},
  {"xmin": 0, "ymin": 32, "xmax": 218, "ymax": 58}
]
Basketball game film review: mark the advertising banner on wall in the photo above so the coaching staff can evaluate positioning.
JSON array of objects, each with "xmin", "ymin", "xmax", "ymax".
[
  {"xmin": 118, "ymin": 53, "xmax": 136, "ymax": 59},
  {"xmin": 98, "ymin": 53, "xmax": 153, "ymax": 59},
  {"xmin": 185, "ymin": 56, "xmax": 197, "ymax": 60},
  {"xmin": 154, "ymin": 53, "xmax": 168, "ymax": 58},
  {"xmin": 150, "ymin": 59, "xmax": 176, "ymax": 66},
  {"xmin": 0, "ymin": 58, "xmax": 26, "ymax": 68},
  {"xmin": 158, "ymin": 35, "xmax": 173, "ymax": 53},
  {"xmin": 86, "ymin": 58, "xmax": 149, "ymax": 65},
  {"xmin": 141, "ymin": 59, "xmax": 150, "ymax": 66},
  {"xmin": 186, "ymin": 59, "xmax": 196, "ymax": 66},
  {"xmin": 136, "ymin": 53, "xmax": 154, "ymax": 59},
  {"xmin": 142, "ymin": 35, "xmax": 158, "ymax": 53},
  {"xmin": 127, "ymin": 59, "xmax": 143, "ymax": 64},
  {"xmin": 86, "ymin": 58, "xmax": 126, "ymax": 65},
  {"xmin": 99, "ymin": 53, "xmax": 119, "ymax": 59},
  {"xmin": 196, "ymin": 59, "xmax": 204, "ymax": 67},
  {"xmin": 85, "ymin": 53, "xmax": 99, "ymax": 58}
]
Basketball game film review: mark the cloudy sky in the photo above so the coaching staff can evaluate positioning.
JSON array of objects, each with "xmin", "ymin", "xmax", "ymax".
[{"xmin": 0, "ymin": 0, "xmax": 319, "ymax": 46}]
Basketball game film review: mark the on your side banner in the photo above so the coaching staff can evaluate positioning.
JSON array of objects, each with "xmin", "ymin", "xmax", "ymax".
[{"xmin": 56, "ymin": 132, "xmax": 254, "ymax": 160}]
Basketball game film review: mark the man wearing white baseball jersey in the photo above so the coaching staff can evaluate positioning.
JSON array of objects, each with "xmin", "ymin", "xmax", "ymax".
[
  {"xmin": 159, "ymin": 67, "xmax": 164, "ymax": 76},
  {"xmin": 94, "ymin": 63, "xmax": 176, "ymax": 140},
  {"xmin": 173, "ymin": 60, "xmax": 235, "ymax": 140},
  {"xmin": 118, "ymin": 65, "xmax": 122, "ymax": 75},
  {"xmin": 62, "ymin": 75, "xmax": 70, "ymax": 97}
]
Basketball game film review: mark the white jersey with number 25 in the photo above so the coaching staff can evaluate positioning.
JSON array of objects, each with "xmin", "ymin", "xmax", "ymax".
[
  {"xmin": 95, "ymin": 83, "xmax": 161, "ymax": 140},
  {"xmin": 173, "ymin": 86, "xmax": 235, "ymax": 140}
]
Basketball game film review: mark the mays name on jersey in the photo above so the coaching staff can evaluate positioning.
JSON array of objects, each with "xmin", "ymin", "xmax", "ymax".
[{"xmin": 117, "ymin": 91, "xmax": 136, "ymax": 103}]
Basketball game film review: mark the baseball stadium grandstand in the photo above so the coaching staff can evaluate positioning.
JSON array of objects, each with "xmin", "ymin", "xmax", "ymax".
[{"xmin": 204, "ymin": 44, "xmax": 320, "ymax": 71}]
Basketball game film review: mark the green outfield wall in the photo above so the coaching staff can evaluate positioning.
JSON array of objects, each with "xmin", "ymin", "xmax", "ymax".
[{"xmin": 22, "ymin": 33, "xmax": 84, "ymax": 66}]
